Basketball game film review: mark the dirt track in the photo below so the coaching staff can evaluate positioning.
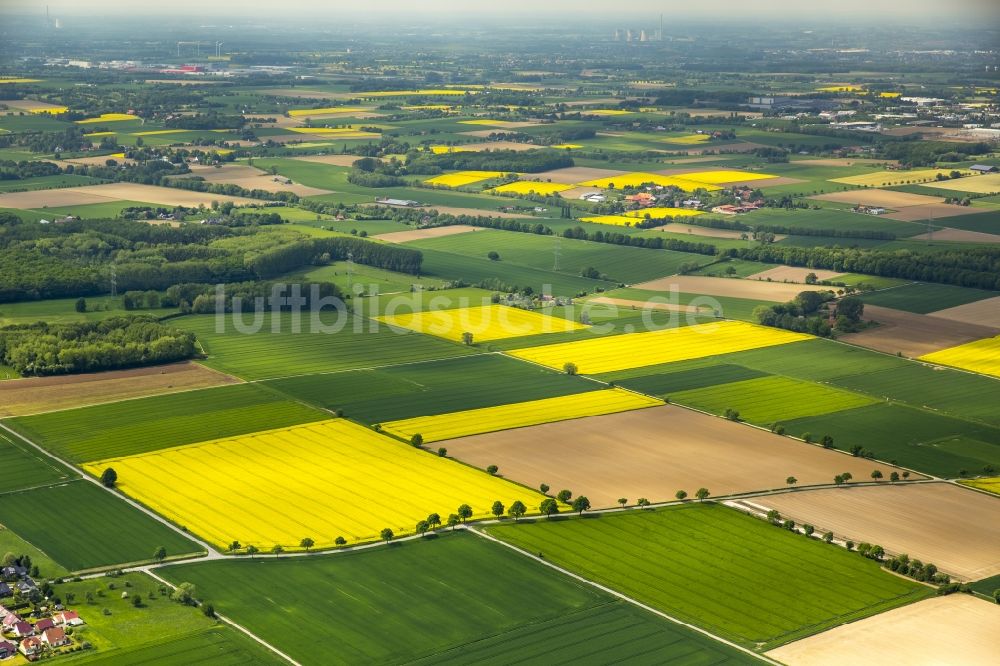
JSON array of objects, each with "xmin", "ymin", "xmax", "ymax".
[
  {"xmin": 753, "ymin": 482, "xmax": 1000, "ymax": 580},
  {"xmin": 441, "ymin": 405, "xmax": 913, "ymax": 508},
  {"xmin": 633, "ymin": 275, "xmax": 830, "ymax": 301},
  {"xmin": 767, "ymin": 595, "xmax": 1000, "ymax": 666},
  {"xmin": 840, "ymin": 305, "xmax": 1000, "ymax": 357},
  {"xmin": 0, "ymin": 362, "xmax": 239, "ymax": 417}
]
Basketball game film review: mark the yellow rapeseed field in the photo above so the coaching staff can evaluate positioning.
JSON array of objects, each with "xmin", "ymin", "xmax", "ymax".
[
  {"xmin": 578, "ymin": 172, "xmax": 722, "ymax": 192},
  {"xmin": 490, "ymin": 181, "xmax": 575, "ymax": 196},
  {"xmin": 582, "ymin": 109, "xmax": 634, "ymax": 116},
  {"xmin": 358, "ymin": 89, "xmax": 471, "ymax": 97},
  {"xmin": 83, "ymin": 419, "xmax": 544, "ymax": 550},
  {"xmin": 816, "ymin": 84, "xmax": 863, "ymax": 92},
  {"xmin": 508, "ymin": 320, "xmax": 811, "ymax": 374},
  {"xmin": 624, "ymin": 207, "xmax": 705, "ymax": 218},
  {"xmin": 402, "ymin": 104, "xmax": 454, "ymax": 110},
  {"xmin": 288, "ymin": 127, "xmax": 380, "ymax": 138},
  {"xmin": 0, "ymin": 78, "xmax": 40, "ymax": 84},
  {"xmin": 830, "ymin": 169, "xmax": 974, "ymax": 187},
  {"xmin": 424, "ymin": 170, "xmax": 506, "ymax": 187},
  {"xmin": 578, "ymin": 215, "xmax": 651, "ymax": 226},
  {"xmin": 430, "ymin": 145, "xmax": 472, "ymax": 154},
  {"xmin": 550, "ymin": 143, "xmax": 583, "ymax": 149},
  {"xmin": 960, "ymin": 477, "xmax": 1000, "ymax": 496},
  {"xmin": 381, "ymin": 388, "xmax": 662, "ymax": 443},
  {"xmin": 83, "ymin": 131, "xmax": 115, "ymax": 137},
  {"xmin": 378, "ymin": 304, "xmax": 586, "ymax": 342},
  {"xmin": 459, "ymin": 119, "xmax": 525, "ymax": 127},
  {"xmin": 287, "ymin": 107, "xmax": 368, "ymax": 116},
  {"xmin": 661, "ymin": 134, "xmax": 711, "ymax": 145},
  {"xmin": 679, "ymin": 169, "xmax": 778, "ymax": 184},
  {"xmin": 916, "ymin": 173, "xmax": 1000, "ymax": 194},
  {"xmin": 919, "ymin": 336, "xmax": 1000, "ymax": 379},
  {"xmin": 76, "ymin": 113, "xmax": 140, "ymax": 124},
  {"xmin": 29, "ymin": 106, "xmax": 69, "ymax": 114}
]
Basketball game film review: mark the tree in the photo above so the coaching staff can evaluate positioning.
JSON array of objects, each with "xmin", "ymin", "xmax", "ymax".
[
  {"xmin": 618, "ymin": 498, "xmax": 628, "ymax": 509},
  {"xmin": 871, "ymin": 470, "xmax": 883, "ymax": 481},
  {"xmin": 786, "ymin": 476, "xmax": 797, "ymax": 486},
  {"xmin": 461, "ymin": 332, "xmax": 474, "ymax": 346},
  {"xmin": 491, "ymin": 501, "xmax": 505, "ymax": 519},
  {"xmin": 803, "ymin": 524, "xmax": 815, "ymax": 536},
  {"xmin": 509, "ymin": 500, "xmax": 527, "ymax": 520},
  {"xmin": 380, "ymin": 528, "xmax": 394, "ymax": 543},
  {"xmin": 804, "ymin": 272, "xmax": 818, "ymax": 285},
  {"xmin": 227, "ymin": 541, "xmax": 242, "ymax": 554},
  {"xmin": 457, "ymin": 504, "xmax": 473, "ymax": 523},
  {"xmin": 795, "ymin": 290, "xmax": 825, "ymax": 315},
  {"xmin": 636, "ymin": 498, "xmax": 651, "ymax": 509},
  {"xmin": 299, "ymin": 538, "xmax": 314, "ymax": 552},
  {"xmin": 271, "ymin": 545, "xmax": 284, "ymax": 557},
  {"xmin": 100, "ymin": 467, "xmax": 118, "ymax": 488},
  {"xmin": 539, "ymin": 483, "xmax": 550, "ymax": 495},
  {"xmin": 766, "ymin": 509, "xmax": 781, "ymax": 523},
  {"xmin": 447, "ymin": 514, "xmax": 460, "ymax": 529},
  {"xmin": 74, "ymin": 297, "xmax": 87, "ymax": 313},
  {"xmin": 571, "ymin": 496, "xmax": 591, "ymax": 515},
  {"xmin": 837, "ymin": 296, "xmax": 864, "ymax": 322},
  {"xmin": 153, "ymin": 546, "xmax": 167, "ymax": 563},
  {"xmin": 170, "ymin": 582, "xmax": 196, "ymax": 605},
  {"xmin": 486, "ymin": 465, "xmax": 499, "ymax": 475},
  {"xmin": 246, "ymin": 545, "xmax": 259, "ymax": 558},
  {"xmin": 563, "ymin": 362, "xmax": 577, "ymax": 376},
  {"xmin": 410, "ymin": 433, "xmax": 423, "ymax": 447},
  {"xmin": 415, "ymin": 520, "xmax": 430, "ymax": 537},
  {"xmin": 437, "ymin": 447, "xmax": 447, "ymax": 457},
  {"xmin": 823, "ymin": 531, "xmax": 834, "ymax": 543},
  {"xmin": 540, "ymin": 498, "xmax": 559, "ymax": 517},
  {"xmin": 890, "ymin": 471, "xmax": 900, "ymax": 482},
  {"xmin": 675, "ymin": 490, "xmax": 687, "ymax": 501},
  {"xmin": 334, "ymin": 536, "xmax": 347, "ymax": 546},
  {"xmin": 487, "ymin": 251, "xmax": 500, "ymax": 261},
  {"xmin": 427, "ymin": 513, "xmax": 441, "ymax": 528},
  {"xmin": 841, "ymin": 472, "xmax": 853, "ymax": 482},
  {"xmin": 695, "ymin": 488, "xmax": 710, "ymax": 502},
  {"xmin": 821, "ymin": 435, "xmax": 834, "ymax": 449},
  {"xmin": 992, "ymin": 589, "xmax": 1000, "ymax": 605},
  {"xmin": 556, "ymin": 489, "xmax": 573, "ymax": 503},
  {"xmin": 202, "ymin": 603, "xmax": 215, "ymax": 618},
  {"xmin": 834, "ymin": 474, "xmax": 845, "ymax": 485}
]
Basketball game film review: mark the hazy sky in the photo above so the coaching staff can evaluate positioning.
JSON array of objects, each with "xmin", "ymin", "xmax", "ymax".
[{"xmin": 3, "ymin": 0, "xmax": 998, "ymax": 21}]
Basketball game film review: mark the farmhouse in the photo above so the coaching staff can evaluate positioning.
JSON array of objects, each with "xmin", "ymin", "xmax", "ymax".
[
  {"xmin": 54, "ymin": 611, "xmax": 83, "ymax": 627},
  {"xmin": 969, "ymin": 164, "xmax": 997, "ymax": 173},
  {"xmin": 11, "ymin": 621, "xmax": 33, "ymax": 637},
  {"xmin": 34, "ymin": 618, "xmax": 55, "ymax": 632},
  {"xmin": 375, "ymin": 197, "xmax": 422, "ymax": 207}
]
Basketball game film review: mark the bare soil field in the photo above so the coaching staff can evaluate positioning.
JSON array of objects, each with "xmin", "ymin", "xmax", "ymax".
[
  {"xmin": 440, "ymin": 405, "xmax": 913, "ymax": 508},
  {"xmin": 752, "ymin": 482, "xmax": 1000, "ymax": 580},
  {"xmin": 185, "ymin": 166, "xmax": 331, "ymax": 196},
  {"xmin": 882, "ymin": 203, "xmax": 989, "ymax": 221},
  {"xmin": 746, "ymin": 266, "xmax": 845, "ymax": 282},
  {"xmin": 767, "ymin": 594, "xmax": 1000, "ymax": 666},
  {"xmin": 448, "ymin": 141, "xmax": 541, "ymax": 152},
  {"xmin": 0, "ymin": 183, "xmax": 262, "ymax": 209},
  {"xmin": 64, "ymin": 154, "xmax": 137, "ymax": 167},
  {"xmin": 793, "ymin": 158, "xmax": 898, "ymax": 167},
  {"xmin": 556, "ymin": 186, "xmax": 603, "ymax": 199},
  {"xmin": 633, "ymin": 275, "xmax": 830, "ymax": 301},
  {"xmin": 291, "ymin": 154, "xmax": 362, "ymax": 167},
  {"xmin": 586, "ymin": 296, "xmax": 710, "ymax": 314},
  {"xmin": 812, "ymin": 190, "xmax": 944, "ymax": 208},
  {"xmin": 523, "ymin": 166, "xmax": 627, "ymax": 184},
  {"xmin": 657, "ymin": 223, "xmax": 762, "ymax": 240},
  {"xmin": 736, "ymin": 176, "xmax": 806, "ymax": 188},
  {"xmin": 0, "ymin": 362, "xmax": 239, "ymax": 417},
  {"xmin": 840, "ymin": 305, "xmax": 1000, "ymax": 358},
  {"xmin": 929, "ymin": 296, "xmax": 1000, "ymax": 329},
  {"xmin": 375, "ymin": 225, "xmax": 485, "ymax": 243},
  {"xmin": 909, "ymin": 227, "xmax": 1000, "ymax": 243}
]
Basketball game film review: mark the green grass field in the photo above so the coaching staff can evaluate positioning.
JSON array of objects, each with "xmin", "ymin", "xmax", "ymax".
[
  {"xmin": 157, "ymin": 532, "xmax": 754, "ymax": 665},
  {"xmin": 175, "ymin": 311, "xmax": 478, "ymax": 380},
  {"xmin": 860, "ymin": 283, "xmax": 998, "ymax": 313},
  {"xmin": 264, "ymin": 353, "xmax": 601, "ymax": 423},
  {"xmin": 488, "ymin": 504, "xmax": 930, "ymax": 650},
  {"xmin": 783, "ymin": 403, "xmax": 1000, "ymax": 478},
  {"xmin": 670, "ymin": 375, "xmax": 879, "ymax": 424},
  {"xmin": 616, "ymin": 363, "xmax": 768, "ymax": 396},
  {"xmin": 0, "ymin": 174, "xmax": 102, "ymax": 192},
  {"xmin": 408, "ymin": 228, "xmax": 711, "ymax": 284},
  {"xmin": 0, "ymin": 295, "xmax": 178, "ymax": 326},
  {"xmin": 0, "ymin": 430, "xmax": 75, "ymax": 491},
  {"xmin": 6, "ymin": 383, "xmax": 328, "ymax": 463},
  {"xmin": 76, "ymin": 627, "xmax": 283, "ymax": 665},
  {"xmin": 0, "ymin": 480, "xmax": 201, "ymax": 571}
]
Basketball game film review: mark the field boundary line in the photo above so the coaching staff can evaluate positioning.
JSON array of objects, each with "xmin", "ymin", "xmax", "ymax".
[
  {"xmin": 466, "ymin": 526, "xmax": 780, "ymax": 665},
  {"xmin": 0, "ymin": 421, "xmax": 219, "ymax": 559},
  {"xmin": 143, "ymin": 568, "xmax": 302, "ymax": 666}
]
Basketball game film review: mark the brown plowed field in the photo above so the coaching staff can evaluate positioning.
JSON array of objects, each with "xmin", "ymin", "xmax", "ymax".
[
  {"xmin": 882, "ymin": 203, "xmax": 990, "ymax": 221},
  {"xmin": 746, "ymin": 266, "xmax": 844, "ymax": 283},
  {"xmin": 767, "ymin": 595, "xmax": 1000, "ymax": 666},
  {"xmin": 375, "ymin": 225, "xmax": 484, "ymax": 243},
  {"xmin": 840, "ymin": 305, "xmax": 1000, "ymax": 357},
  {"xmin": 440, "ymin": 405, "xmax": 913, "ymax": 509},
  {"xmin": 0, "ymin": 362, "xmax": 240, "ymax": 417},
  {"xmin": 929, "ymin": 296, "xmax": 1000, "ymax": 329},
  {"xmin": 633, "ymin": 275, "xmax": 830, "ymax": 301},
  {"xmin": 752, "ymin": 482, "xmax": 1000, "ymax": 581},
  {"xmin": 811, "ymin": 189, "xmax": 944, "ymax": 208}
]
